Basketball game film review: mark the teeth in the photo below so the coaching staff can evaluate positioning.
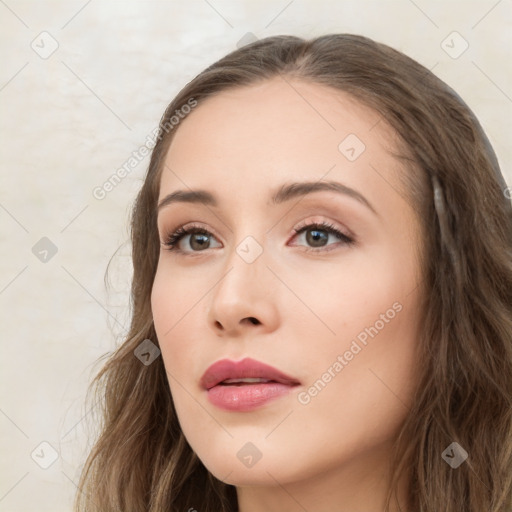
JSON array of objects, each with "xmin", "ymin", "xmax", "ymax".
[{"xmin": 222, "ymin": 377, "xmax": 273, "ymax": 384}]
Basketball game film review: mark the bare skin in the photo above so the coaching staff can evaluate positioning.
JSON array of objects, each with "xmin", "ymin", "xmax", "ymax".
[{"xmin": 151, "ymin": 77, "xmax": 423, "ymax": 511}]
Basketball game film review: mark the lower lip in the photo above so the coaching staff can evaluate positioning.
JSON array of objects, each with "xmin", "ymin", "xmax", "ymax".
[{"xmin": 206, "ymin": 382, "xmax": 297, "ymax": 411}]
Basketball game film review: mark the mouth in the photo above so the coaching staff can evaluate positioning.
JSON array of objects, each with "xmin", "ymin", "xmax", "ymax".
[
  {"xmin": 200, "ymin": 358, "xmax": 301, "ymax": 412},
  {"xmin": 219, "ymin": 377, "xmax": 278, "ymax": 385}
]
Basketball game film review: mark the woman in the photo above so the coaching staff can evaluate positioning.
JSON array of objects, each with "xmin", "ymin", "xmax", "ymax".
[{"xmin": 75, "ymin": 34, "xmax": 512, "ymax": 512}]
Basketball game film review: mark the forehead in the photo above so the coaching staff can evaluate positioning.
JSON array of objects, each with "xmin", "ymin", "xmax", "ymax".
[{"xmin": 160, "ymin": 77, "xmax": 407, "ymax": 210}]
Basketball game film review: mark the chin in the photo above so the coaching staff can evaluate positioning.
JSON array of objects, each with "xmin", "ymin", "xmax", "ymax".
[
  {"xmin": 217, "ymin": 467, "xmax": 277, "ymax": 486},
  {"xmin": 193, "ymin": 437, "xmax": 316, "ymax": 488}
]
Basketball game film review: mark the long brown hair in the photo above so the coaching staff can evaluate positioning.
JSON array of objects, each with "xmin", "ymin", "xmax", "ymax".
[{"xmin": 74, "ymin": 34, "xmax": 512, "ymax": 512}]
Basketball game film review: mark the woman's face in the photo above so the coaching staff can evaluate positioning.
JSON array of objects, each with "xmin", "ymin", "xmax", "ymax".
[{"xmin": 151, "ymin": 78, "xmax": 423, "ymax": 507}]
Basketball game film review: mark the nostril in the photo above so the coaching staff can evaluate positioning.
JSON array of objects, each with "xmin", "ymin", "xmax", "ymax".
[{"xmin": 247, "ymin": 317, "xmax": 259, "ymax": 325}]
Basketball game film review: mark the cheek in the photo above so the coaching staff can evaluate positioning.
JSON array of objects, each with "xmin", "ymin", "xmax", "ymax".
[
  {"xmin": 151, "ymin": 261, "xmax": 208, "ymax": 346},
  {"xmin": 150, "ymin": 268, "xmax": 192, "ymax": 375},
  {"xmin": 271, "ymin": 299, "xmax": 420, "ymax": 482},
  {"xmin": 303, "ymin": 298, "xmax": 419, "ymax": 424},
  {"xmin": 284, "ymin": 244, "xmax": 418, "ymax": 347},
  {"xmin": 283, "ymin": 249, "xmax": 421, "ymax": 448},
  {"xmin": 150, "ymin": 265, "xmax": 211, "ymax": 397}
]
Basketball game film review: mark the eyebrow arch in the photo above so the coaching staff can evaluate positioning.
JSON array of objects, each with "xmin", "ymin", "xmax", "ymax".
[{"xmin": 157, "ymin": 180, "xmax": 377, "ymax": 216}]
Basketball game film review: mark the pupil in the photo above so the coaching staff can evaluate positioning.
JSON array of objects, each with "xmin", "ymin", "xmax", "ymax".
[
  {"xmin": 191, "ymin": 233, "xmax": 209, "ymax": 250},
  {"xmin": 307, "ymin": 229, "xmax": 327, "ymax": 247}
]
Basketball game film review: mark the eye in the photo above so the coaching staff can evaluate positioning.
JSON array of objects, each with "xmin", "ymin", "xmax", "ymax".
[
  {"xmin": 161, "ymin": 223, "xmax": 221, "ymax": 253},
  {"xmin": 161, "ymin": 220, "xmax": 355, "ymax": 255},
  {"xmin": 291, "ymin": 221, "xmax": 354, "ymax": 252}
]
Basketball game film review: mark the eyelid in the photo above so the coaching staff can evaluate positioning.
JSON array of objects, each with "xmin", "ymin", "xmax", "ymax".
[
  {"xmin": 290, "ymin": 219, "xmax": 355, "ymax": 253},
  {"xmin": 292, "ymin": 216, "xmax": 354, "ymax": 239},
  {"xmin": 160, "ymin": 222, "xmax": 223, "ymax": 251}
]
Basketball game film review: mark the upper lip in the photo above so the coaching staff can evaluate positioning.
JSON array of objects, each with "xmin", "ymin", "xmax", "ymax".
[{"xmin": 200, "ymin": 357, "xmax": 301, "ymax": 390}]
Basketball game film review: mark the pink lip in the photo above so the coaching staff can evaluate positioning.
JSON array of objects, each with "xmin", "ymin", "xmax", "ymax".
[{"xmin": 201, "ymin": 357, "xmax": 300, "ymax": 412}]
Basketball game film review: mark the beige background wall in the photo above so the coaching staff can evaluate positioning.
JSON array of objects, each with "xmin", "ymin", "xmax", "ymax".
[{"xmin": 1, "ymin": 0, "xmax": 510, "ymax": 510}]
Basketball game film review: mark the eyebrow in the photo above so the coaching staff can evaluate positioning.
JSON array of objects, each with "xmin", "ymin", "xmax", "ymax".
[{"xmin": 157, "ymin": 180, "xmax": 377, "ymax": 216}]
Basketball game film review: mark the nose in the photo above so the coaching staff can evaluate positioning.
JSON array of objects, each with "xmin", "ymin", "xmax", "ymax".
[{"xmin": 208, "ymin": 241, "xmax": 279, "ymax": 337}]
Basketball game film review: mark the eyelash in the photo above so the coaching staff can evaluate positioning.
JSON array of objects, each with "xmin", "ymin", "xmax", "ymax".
[{"xmin": 161, "ymin": 220, "xmax": 355, "ymax": 255}]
